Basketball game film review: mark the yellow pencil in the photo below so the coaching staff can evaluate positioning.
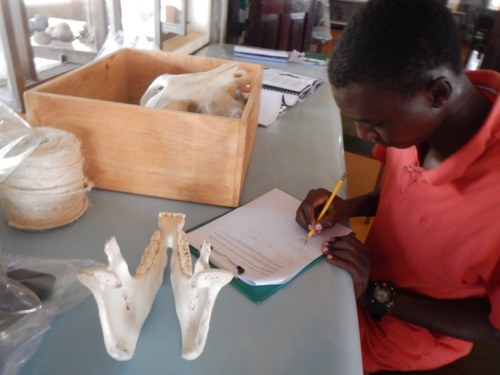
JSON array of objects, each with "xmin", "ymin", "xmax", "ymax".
[{"xmin": 305, "ymin": 173, "xmax": 347, "ymax": 243}]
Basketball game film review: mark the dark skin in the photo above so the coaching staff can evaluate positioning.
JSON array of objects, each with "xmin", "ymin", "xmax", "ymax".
[{"xmin": 296, "ymin": 66, "xmax": 499, "ymax": 346}]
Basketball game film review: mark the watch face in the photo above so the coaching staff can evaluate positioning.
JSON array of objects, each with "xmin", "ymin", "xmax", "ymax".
[{"xmin": 373, "ymin": 286, "xmax": 391, "ymax": 303}]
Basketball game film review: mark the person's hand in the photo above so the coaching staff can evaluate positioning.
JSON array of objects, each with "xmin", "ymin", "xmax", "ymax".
[
  {"xmin": 322, "ymin": 235, "xmax": 370, "ymax": 300},
  {"xmin": 295, "ymin": 188, "xmax": 352, "ymax": 234}
]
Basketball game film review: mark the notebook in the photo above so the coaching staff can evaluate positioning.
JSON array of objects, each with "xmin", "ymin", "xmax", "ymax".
[
  {"xmin": 233, "ymin": 45, "xmax": 289, "ymax": 63},
  {"xmin": 262, "ymin": 68, "xmax": 323, "ymax": 99},
  {"xmin": 258, "ymin": 68, "xmax": 324, "ymax": 126}
]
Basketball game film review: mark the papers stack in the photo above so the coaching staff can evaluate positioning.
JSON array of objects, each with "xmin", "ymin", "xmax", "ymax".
[
  {"xmin": 187, "ymin": 189, "xmax": 351, "ymax": 302},
  {"xmin": 258, "ymin": 68, "xmax": 323, "ymax": 127},
  {"xmin": 289, "ymin": 50, "xmax": 329, "ymax": 66}
]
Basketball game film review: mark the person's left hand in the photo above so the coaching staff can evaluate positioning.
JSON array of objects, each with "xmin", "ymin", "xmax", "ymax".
[{"xmin": 322, "ymin": 235, "xmax": 370, "ymax": 300}]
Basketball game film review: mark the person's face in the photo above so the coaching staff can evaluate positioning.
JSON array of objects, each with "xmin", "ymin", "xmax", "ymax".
[{"xmin": 332, "ymin": 82, "xmax": 443, "ymax": 149}]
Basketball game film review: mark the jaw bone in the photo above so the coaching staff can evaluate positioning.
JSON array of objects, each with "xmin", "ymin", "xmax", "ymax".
[
  {"xmin": 77, "ymin": 216, "xmax": 168, "ymax": 361},
  {"xmin": 160, "ymin": 212, "xmax": 234, "ymax": 360}
]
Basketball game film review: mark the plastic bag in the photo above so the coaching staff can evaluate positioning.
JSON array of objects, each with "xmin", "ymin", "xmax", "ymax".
[
  {"xmin": 0, "ymin": 253, "xmax": 102, "ymax": 375},
  {"xmin": 0, "ymin": 102, "xmax": 43, "ymax": 183}
]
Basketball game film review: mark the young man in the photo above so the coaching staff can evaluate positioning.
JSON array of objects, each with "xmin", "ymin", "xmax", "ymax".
[{"xmin": 295, "ymin": 0, "xmax": 500, "ymax": 373}]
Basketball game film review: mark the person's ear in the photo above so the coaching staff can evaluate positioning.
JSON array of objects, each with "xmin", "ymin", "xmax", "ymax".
[{"xmin": 428, "ymin": 77, "xmax": 452, "ymax": 108}]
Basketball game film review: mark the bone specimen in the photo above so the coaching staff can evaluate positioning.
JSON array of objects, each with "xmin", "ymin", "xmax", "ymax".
[
  {"xmin": 46, "ymin": 22, "xmax": 74, "ymax": 42},
  {"xmin": 77, "ymin": 218, "xmax": 168, "ymax": 361},
  {"xmin": 161, "ymin": 212, "xmax": 234, "ymax": 360},
  {"xmin": 33, "ymin": 31, "xmax": 53, "ymax": 45},
  {"xmin": 78, "ymin": 212, "xmax": 233, "ymax": 361},
  {"xmin": 140, "ymin": 62, "xmax": 251, "ymax": 118}
]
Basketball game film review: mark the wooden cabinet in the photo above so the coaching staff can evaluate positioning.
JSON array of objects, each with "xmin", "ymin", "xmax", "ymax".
[
  {"xmin": 245, "ymin": 0, "xmax": 317, "ymax": 51},
  {"xmin": 480, "ymin": 11, "xmax": 500, "ymax": 70}
]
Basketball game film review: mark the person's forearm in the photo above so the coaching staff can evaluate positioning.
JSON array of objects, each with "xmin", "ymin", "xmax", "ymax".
[
  {"xmin": 346, "ymin": 189, "xmax": 380, "ymax": 218},
  {"xmin": 387, "ymin": 289, "xmax": 500, "ymax": 346}
]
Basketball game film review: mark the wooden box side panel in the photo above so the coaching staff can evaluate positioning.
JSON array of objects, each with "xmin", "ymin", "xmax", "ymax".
[
  {"xmin": 227, "ymin": 63, "xmax": 263, "ymax": 203},
  {"xmin": 127, "ymin": 48, "xmax": 229, "ymax": 76},
  {"xmin": 27, "ymin": 51, "xmax": 130, "ymax": 104},
  {"xmin": 24, "ymin": 93, "xmax": 243, "ymax": 207}
]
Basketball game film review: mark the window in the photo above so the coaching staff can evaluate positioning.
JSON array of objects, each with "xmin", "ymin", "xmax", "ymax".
[
  {"xmin": 0, "ymin": 0, "xmax": 107, "ymax": 112},
  {"xmin": 158, "ymin": 0, "xmax": 187, "ymax": 37},
  {"xmin": 1, "ymin": 0, "xmax": 216, "ymax": 112},
  {"xmin": 0, "ymin": 18, "xmax": 22, "ymax": 111}
]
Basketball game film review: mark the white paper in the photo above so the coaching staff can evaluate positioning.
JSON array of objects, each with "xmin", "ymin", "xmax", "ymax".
[
  {"xmin": 263, "ymin": 69, "xmax": 321, "ymax": 97},
  {"xmin": 283, "ymin": 93, "xmax": 299, "ymax": 107},
  {"xmin": 258, "ymin": 89, "xmax": 283, "ymax": 127},
  {"xmin": 187, "ymin": 189, "xmax": 351, "ymax": 286},
  {"xmin": 257, "ymin": 69, "xmax": 323, "ymax": 126}
]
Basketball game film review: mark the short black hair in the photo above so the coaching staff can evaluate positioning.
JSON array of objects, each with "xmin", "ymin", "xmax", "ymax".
[{"xmin": 329, "ymin": 0, "xmax": 462, "ymax": 95}]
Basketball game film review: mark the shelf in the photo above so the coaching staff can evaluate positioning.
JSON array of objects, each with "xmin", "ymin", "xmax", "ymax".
[{"xmin": 161, "ymin": 31, "xmax": 209, "ymax": 55}]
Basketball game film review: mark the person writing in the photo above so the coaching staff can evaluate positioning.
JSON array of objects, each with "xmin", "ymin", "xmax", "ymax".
[{"xmin": 295, "ymin": 0, "xmax": 500, "ymax": 373}]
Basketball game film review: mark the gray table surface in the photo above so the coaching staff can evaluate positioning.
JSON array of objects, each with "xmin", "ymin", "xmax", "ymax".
[{"xmin": 0, "ymin": 44, "xmax": 362, "ymax": 375}]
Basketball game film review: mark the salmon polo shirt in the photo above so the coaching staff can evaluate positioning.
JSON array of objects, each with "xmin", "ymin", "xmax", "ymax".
[{"xmin": 358, "ymin": 70, "xmax": 500, "ymax": 372}]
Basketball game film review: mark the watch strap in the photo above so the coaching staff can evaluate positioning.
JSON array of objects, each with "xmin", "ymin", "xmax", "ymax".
[{"xmin": 367, "ymin": 281, "xmax": 396, "ymax": 321}]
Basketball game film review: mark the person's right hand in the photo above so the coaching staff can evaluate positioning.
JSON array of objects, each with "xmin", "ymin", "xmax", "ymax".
[{"xmin": 295, "ymin": 188, "xmax": 352, "ymax": 235}]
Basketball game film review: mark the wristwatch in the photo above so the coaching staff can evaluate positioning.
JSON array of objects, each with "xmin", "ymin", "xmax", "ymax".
[{"xmin": 367, "ymin": 281, "xmax": 396, "ymax": 321}]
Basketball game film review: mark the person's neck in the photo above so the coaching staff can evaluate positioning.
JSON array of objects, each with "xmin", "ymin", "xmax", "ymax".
[{"xmin": 421, "ymin": 75, "xmax": 492, "ymax": 168}]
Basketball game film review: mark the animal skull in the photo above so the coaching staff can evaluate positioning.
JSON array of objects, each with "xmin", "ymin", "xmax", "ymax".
[
  {"xmin": 140, "ymin": 62, "xmax": 251, "ymax": 118},
  {"xmin": 160, "ymin": 212, "xmax": 234, "ymax": 360},
  {"xmin": 77, "ymin": 216, "xmax": 168, "ymax": 361}
]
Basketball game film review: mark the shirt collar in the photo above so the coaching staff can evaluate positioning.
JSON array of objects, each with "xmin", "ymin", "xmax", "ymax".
[{"xmin": 423, "ymin": 70, "xmax": 500, "ymax": 185}]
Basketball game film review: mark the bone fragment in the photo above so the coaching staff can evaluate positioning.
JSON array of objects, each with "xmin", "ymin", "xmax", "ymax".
[
  {"xmin": 160, "ymin": 212, "xmax": 234, "ymax": 360},
  {"xmin": 77, "ymin": 216, "xmax": 168, "ymax": 361}
]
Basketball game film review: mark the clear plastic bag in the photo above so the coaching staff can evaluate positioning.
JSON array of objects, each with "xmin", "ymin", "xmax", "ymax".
[
  {"xmin": 0, "ymin": 252, "xmax": 102, "ymax": 375},
  {"xmin": 0, "ymin": 102, "xmax": 43, "ymax": 183}
]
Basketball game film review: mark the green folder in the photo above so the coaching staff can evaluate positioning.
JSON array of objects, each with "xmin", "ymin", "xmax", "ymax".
[
  {"xmin": 188, "ymin": 243, "xmax": 325, "ymax": 304},
  {"xmin": 186, "ymin": 188, "xmax": 346, "ymax": 304}
]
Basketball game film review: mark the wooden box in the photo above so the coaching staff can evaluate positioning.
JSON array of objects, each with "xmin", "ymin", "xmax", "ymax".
[{"xmin": 24, "ymin": 48, "xmax": 263, "ymax": 207}]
